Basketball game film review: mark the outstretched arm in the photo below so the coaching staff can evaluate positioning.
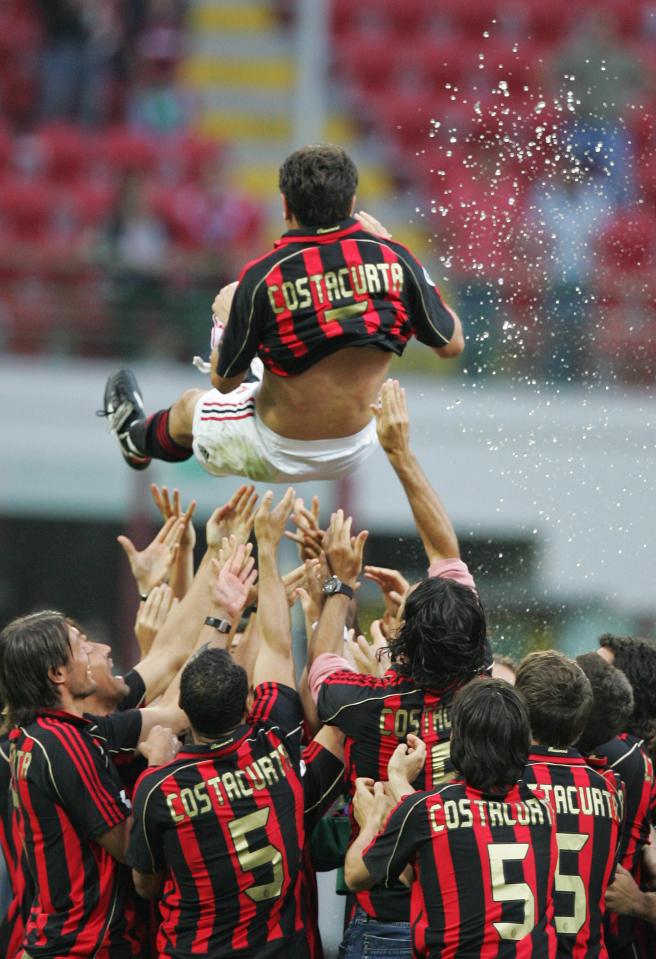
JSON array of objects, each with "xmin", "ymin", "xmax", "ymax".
[
  {"xmin": 308, "ymin": 510, "xmax": 368, "ymax": 665},
  {"xmin": 372, "ymin": 379, "xmax": 459, "ymax": 565},
  {"xmin": 252, "ymin": 488, "xmax": 297, "ymax": 688}
]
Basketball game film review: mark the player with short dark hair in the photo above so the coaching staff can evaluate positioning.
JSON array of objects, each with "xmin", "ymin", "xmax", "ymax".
[
  {"xmin": 516, "ymin": 650, "xmax": 624, "ymax": 958},
  {"xmin": 577, "ymin": 649, "xmax": 656, "ymax": 958},
  {"xmin": 598, "ymin": 634, "xmax": 656, "ymax": 753},
  {"xmin": 102, "ymin": 144, "xmax": 463, "ymax": 483},
  {"xmin": 278, "ymin": 144, "xmax": 358, "ymax": 228},
  {"xmin": 127, "ymin": 490, "xmax": 343, "ymax": 959},
  {"xmin": 345, "ymin": 678, "xmax": 559, "ymax": 958},
  {"xmin": 575, "ymin": 652, "xmax": 634, "ymax": 754}
]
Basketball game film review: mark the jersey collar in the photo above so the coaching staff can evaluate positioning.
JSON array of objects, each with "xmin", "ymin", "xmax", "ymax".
[
  {"xmin": 275, "ymin": 217, "xmax": 361, "ymax": 246},
  {"xmin": 528, "ymin": 744, "xmax": 587, "ymax": 765},
  {"xmin": 175, "ymin": 723, "xmax": 252, "ymax": 760}
]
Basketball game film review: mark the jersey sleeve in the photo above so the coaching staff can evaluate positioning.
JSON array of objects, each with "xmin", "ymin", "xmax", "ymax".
[
  {"xmin": 248, "ymin": 682, "xmax": 304, "ymax": 766},
  {"xmin": 45, "ymin": 727, "xmax": 131, "ymax": 839},
  {"xmin": 119, "ymin": 669, "xmax": 146, "ymax": 710},
  {"xmin": 400, "ymin": 250, "xmax": 455, "ymax": 349},
  {"xmin": 362, "ymin": 793, "xmax": 429, "ymax": 888},
  {"xmin": 302, "ymin": 740, "xmax": 345, "ymax": 833},
  {"xmin": 216, "ymin": 272, "xmax": 265, "ymax": 378},
  {"xmin": 127, "ymin": 772, "xmax": 166, "ymax": 874},
  {"xmin": 86, "ymin": 709, "xmax": 142, "ymax": 755}
]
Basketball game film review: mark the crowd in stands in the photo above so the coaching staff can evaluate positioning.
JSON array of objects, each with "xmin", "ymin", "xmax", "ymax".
[
  {"xmin": 0, "ymin": 0, "xmax": 264, "ymax": 359},
  {"xmin": 2, "ymin": 381, "xmax": 656, "ymax": 957},
  {"xmin": 3, "ymin": 0, "xmax": 656, "ymax": 376}
]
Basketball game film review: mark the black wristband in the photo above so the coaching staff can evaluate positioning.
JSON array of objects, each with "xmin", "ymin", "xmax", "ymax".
[{"xmin": 205, "ymin": 616, "xmax": 232, "ymax": 634}]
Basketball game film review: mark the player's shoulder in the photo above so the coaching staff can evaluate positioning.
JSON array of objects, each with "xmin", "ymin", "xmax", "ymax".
[
  {"xmin": 26, "ymin": 713, "xmax": 91, "ymax": 751},
  {"xmin": 132, "ymin": 756, "xmax": 189, "ymax": 798},
  {"xmin": 237, "ymin": 242, "xmax": 301, "ymax": 284}
]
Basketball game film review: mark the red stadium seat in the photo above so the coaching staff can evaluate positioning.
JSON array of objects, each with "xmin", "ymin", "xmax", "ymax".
[{"xmin": 93, "ymin": 128, "xmax": 158, "ymax": 176}]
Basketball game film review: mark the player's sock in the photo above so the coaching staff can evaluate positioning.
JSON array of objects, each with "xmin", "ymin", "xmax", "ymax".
[{"xmin": 129, "ymin": 409, "xmax": 193, "ymax": 463}]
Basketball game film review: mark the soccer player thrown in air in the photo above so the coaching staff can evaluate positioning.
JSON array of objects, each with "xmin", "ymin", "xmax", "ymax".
[
  {"xmin": 515, "ymin": 651, "xmax": 624, "ymax": 959},
  {"xmin": 102, "ymin": 144, "xmax": 464, "ymax": 483},
  {"xmin": 576, "ymin": 650, "xmax": 656, "ymax": 959},
  {"xmin": 345, "ymin": 677, "xmax": 559, "ymax": 959},
  {"xmin": 0, "ymin": 611, "xmax": 186, "ymax": 959},
  {"xmin": 127, "ymin": 489, "xmax": 344, "ymax": 959}
]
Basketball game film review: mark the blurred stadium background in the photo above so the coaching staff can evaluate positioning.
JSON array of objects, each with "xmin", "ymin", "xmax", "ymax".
[{"xmin": 2, "ymin": 0, "xmax": 656, "ymax": 670}]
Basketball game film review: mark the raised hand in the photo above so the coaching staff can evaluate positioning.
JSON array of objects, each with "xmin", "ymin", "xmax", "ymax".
[
  {"xmin": 355, "ymin": 210, "xmax": 392, "ymax": 239},
  {"xmin": 117, "ymin": 515, "xmax": 186, "ymax": 597},
  {"xmin": 150, "ymin": 484, "xmax": 197, "ymax": 552},
  {"xmin": 210, "ymin": 540, "xmax": 258, "ymax": 622},
  {"xmin": 344, "ymin": 624, "xmax": 388, "ymax": 678},
  {"xmin": 323, "ymin": 509, "xmax": 368, "ymax": 586},
  {"xmin": 284, "ymin": 496, "xmax": 325, "ymax": 561},
  {"xmin": 363, "ymin": 564, "xmax": 409, "ymax": 619},
  {"xmin": 254, "ymin": 488, "xmax": 295, "ymax": 548},
  {"xmin": 370, "ymin": 378, "xmax": 410, "ymax": 457},
  {"xmin": 206, "ymin": 485, "xmax": 258, "ymax": 549},
  {"xmin": 134, "ymin": 583, "xmax": 176, "ymax": 654}
]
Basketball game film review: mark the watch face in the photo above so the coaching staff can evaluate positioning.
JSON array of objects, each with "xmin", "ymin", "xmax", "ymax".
[{"xmin": 323, "ymin": 576, "xmax": 339, "ymax": 594}]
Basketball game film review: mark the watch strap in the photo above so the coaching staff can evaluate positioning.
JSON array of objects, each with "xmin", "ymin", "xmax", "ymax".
[{"xmin": 205, "ymin": 616, "xmax": 232, "ymax": 634}]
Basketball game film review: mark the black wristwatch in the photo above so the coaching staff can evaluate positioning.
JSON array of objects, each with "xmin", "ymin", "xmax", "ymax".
[
  {"xmin": 322, "ymin": 576, "xmax": 354, "ymax": 600},
  {"xmin": 205, "ymin": 616, "xmax": 232, "ymax": 634}
]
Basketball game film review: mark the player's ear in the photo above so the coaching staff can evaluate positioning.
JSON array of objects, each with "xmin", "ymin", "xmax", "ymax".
[
  {"xmin": 281, "ymin": 193, "xmax": 291, "ymax": 221},
  {"xmin": 245, "ymin": 689, "xmax": 255, "ymax": 716},
  {"xmin": 48, "ymin": 664, "xmax": 67, "ymax": 686},
  {"xmin": 350, "ymin": 195, "xmax": 357, "ymax": 214}
]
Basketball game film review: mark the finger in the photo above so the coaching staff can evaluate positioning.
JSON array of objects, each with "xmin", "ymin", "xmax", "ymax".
[
  {"xmin": 150, "ymin": 483, "xmax": 164, "ymax": 514},
  {"xmin": 116, "ymin": 535, "xmax": 138, "ymax": 562},
  {"xmin": 171, "ymin": 488, "xmax": 181, "ymax": 518},
  {"xmin": 242, "ymin": 488, "xmax": 258, "ymax": 520},
  {"xmin": 284, "ymin": 530, "xmax": 306, "ymax": 546},
  {"xmin": 155, "ymin": 515, "xmax": 177, "ymax": 543},
  {"xmin": 256, "ymin": 490, "xmax": 274, "ymax": 521},
  {"xmin": 183, "ymin": 498, "xmax": 197, "ymax": 524},
  {"xmin": 353, "ymin": 528, "xmax": 368, "ymax": 563},
  {"xmin": 310, "ymin": 495, "xmax": 320, "ymax": 522},
  {"xmin": 245, "ymin": 568, "xmax": 258, "ymax": 590}
]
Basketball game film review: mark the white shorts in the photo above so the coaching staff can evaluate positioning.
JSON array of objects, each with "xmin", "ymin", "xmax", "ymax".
[{"xmin": 192, "ymin": 380, "xmax": 378, "ymax": 483}]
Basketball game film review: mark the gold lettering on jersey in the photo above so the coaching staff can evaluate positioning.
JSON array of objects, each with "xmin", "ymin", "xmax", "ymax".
[
  {"xmin": 165, "ymin": 744, "xmax": 292, "ymax": 823},
  {"xmin": 295, "ymin": 277, "xmax": 312, "ymax": 309},
  {"xmin": 267, "ymin": 286, "xmax": 285, "ymax": 315},
  {"xmin": 429, "ymin": 796, "xmax": 552, "ymax": 833},
  {"xmin": 9, "ymin": 748, "xmax": 31, "ymax": 781},
  {"xmin": 267, "ymin": 263, "xmax": 405, "ymax": 317},
  {"xmin": 532, "ymin": 783, "xmax": 621, "ymax": 821},
  {"xmin": 282, "ymin": 282, "xmax": 298, "ymax": 311}
]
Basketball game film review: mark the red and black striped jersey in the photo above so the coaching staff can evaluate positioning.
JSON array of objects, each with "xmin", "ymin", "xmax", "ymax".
[
  {"xmin": 9, "ymin": 707, "xmax": 143, "ymax": 959},
  {"xmin": 522, "ymin": 745, "xmax": 623, "ymax": 958},
  {"xmin": 362, "ymin": 779, "xmax": 558, "ymax": 958},
  {"xmin": 317, "ymin": 666, "xmax": 461, "ymax": 922},
  {"xmin": 217, "ymin": 217, "xmax": 455, "ymax": 378},
  {"xmin": 585, "ymin": 734, "xmax": 656, "ymax": 953},
  {"xmin": 0, "ymin": 733, "xmax": 33, "ymax": 958},
  {"xmin": 127, "ymin": 682, "xmax": 310, "ymax": 958},
  {"xmin": 300, "ymin": 739, "xmax": 345, "ymax": 959}
]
